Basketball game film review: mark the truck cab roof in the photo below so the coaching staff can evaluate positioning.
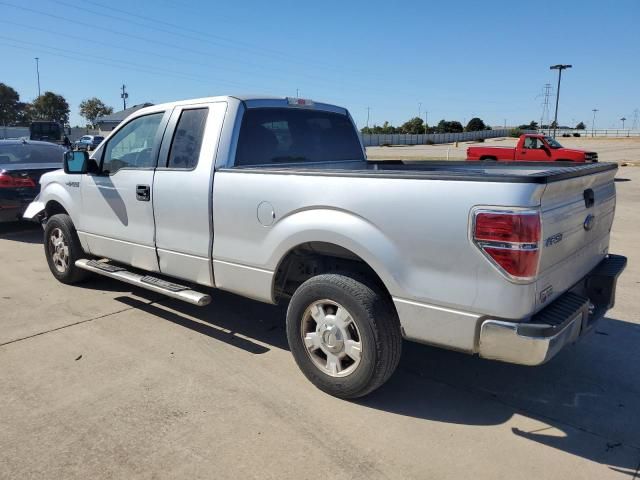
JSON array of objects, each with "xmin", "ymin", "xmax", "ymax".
[{"xmin": 131, "ymin": 95, "xmax": 348, "ymax": 119}]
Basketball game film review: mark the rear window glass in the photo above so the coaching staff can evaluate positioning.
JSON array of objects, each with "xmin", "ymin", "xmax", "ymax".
[
  {"xmin": 0, "ymin": 144, "xmax": 65, "ymax": 164},
  {"xmin": 235, "ymin": 108, "xmax": 363, "ymax": 166}
]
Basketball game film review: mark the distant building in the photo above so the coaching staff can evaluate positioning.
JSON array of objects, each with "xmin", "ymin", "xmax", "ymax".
[{"xmin": 95, "ymin": 103, "xmax": 153, "ymax": 134}]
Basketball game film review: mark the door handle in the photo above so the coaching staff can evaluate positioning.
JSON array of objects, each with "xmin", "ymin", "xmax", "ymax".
[{"xmin": 136, "ymin": 184, "xmax": 151, "ymax": 201}]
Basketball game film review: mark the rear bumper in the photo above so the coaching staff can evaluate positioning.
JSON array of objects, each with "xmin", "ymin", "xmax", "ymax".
[{"xmin": 478, "ymin": 254, "xmax": 626, "ymax": 366}]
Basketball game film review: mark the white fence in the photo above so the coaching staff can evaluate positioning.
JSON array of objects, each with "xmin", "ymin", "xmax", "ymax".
[
  {"xmin": 361, "ymin": 129, "xmax": 511, "ymax": 146},
  {"xmin": 540, "ymin": 129, "xmax": 640, "ymax": 138}
]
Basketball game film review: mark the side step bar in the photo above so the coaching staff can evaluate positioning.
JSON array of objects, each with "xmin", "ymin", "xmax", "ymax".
[{"xmin": 75, "ymin": 259, "xmax": 212, "ymax": 306}]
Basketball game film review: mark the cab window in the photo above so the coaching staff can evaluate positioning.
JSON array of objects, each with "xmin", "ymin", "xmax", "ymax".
[
  {"xmin": 166, "ymin": 108, "xmax": 208, "ymax": 169},
  {"xmin": 102, "ymin": 113, "xmax": 163, "ymax": 174}
]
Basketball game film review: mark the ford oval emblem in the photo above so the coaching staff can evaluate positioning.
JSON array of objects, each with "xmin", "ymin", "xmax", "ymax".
[{"xmin": 584, "ymin": 214, "xmax": 596, "ymax": 231}]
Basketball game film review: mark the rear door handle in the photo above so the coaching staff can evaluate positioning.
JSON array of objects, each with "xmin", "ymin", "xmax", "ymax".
[{"xmin": 136, "ymin": 184, "xmax": 151, "ymax": 201}]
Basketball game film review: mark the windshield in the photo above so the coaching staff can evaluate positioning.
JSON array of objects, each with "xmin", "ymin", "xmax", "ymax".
[
  {"xmin": 544, "ymin": 136, "xmax": 563, "ymax": 148},
  {"xmin": 235, "ymin": 108, "xmax": 364, "ymax": 166},
  {"xmin": 0, "ymin": 144, "xmax": 65, "ymax": 165}
]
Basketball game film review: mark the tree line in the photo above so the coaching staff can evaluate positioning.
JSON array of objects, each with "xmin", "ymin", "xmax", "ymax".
[
  {"xmin": 361, "ymin": 116, "xmax": 491, "ymax": 135},
  {"xmin": 0, "ymin": 82, "xmax": 114, "ymax": 128}
]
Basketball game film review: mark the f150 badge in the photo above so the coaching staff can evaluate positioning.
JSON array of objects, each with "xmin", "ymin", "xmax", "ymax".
[
  {"xmin": 545, "ymin": 233, "xmax": 563, "ymax": 247},
  {"xmin": 65, "ymin": 181, "xmax": 79, "ymax": 188}
]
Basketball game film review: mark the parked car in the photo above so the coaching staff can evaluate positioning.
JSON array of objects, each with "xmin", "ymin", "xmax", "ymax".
[
  {"xmin": 73, "ymin": 135, "xmax": 104, "ymax": 151},
  {"xmin": 0, "ymin": 139, "xmax": 65, "ymax": 223},
  {"xmin": 467, "ymin": 134, "xmax": 598, "ymax": 162},
  {"xmin": 25, "ymin": 96, "xmax": 625, "ymax": 398}
]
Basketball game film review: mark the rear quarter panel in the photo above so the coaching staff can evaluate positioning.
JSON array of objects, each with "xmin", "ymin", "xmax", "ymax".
[{"xmin": 212, "ymin": 170, "xmax": 546, "ymax": 325}]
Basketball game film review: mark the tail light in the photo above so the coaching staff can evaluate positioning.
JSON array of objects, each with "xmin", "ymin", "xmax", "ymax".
[
  {"xmin": 0, "ymin": 172, "xmax": 37, "ymax": 188},
  {"xmin": 473, "ymin": 209, "xmax": 541, "ymax": 281}
]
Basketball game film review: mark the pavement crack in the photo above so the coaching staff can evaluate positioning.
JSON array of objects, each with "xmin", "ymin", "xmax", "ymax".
[{"xmin": 0, "ymin": 306, "xmax": 136, "ymax": 348}]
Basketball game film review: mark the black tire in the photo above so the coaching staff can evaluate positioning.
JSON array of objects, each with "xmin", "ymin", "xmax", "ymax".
[
  {"xmin": 481, "ymin": 156, "xmax": 497, "ymax": 161},
  {"xmin": 286, "ymin": 274, "xmax": 402, "ymax": 399},
  {"xmin": 44, "ymin": 214, "xmax": 91, "ymax": 284}
]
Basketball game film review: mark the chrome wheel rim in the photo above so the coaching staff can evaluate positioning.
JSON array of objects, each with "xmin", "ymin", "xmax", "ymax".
[
  {"xmin": 301, "ymin": 299, "xmax": 362, "ymax": 377},
  {"xmin": 49, "ymin": 228, "xmax": 70, "ymax": 273}
]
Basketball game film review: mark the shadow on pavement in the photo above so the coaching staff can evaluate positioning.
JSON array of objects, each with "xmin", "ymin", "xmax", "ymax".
[
  {"xmin": 356, "ymin": 316, "xmax": 640, "ymax": 476},
  {"xmin": 35, "ymin": 258, "xmax": 640, "ymax": 475},
  {"xmin": 0, "ymin": 221, "xmax": 42, "ymax": 244}
]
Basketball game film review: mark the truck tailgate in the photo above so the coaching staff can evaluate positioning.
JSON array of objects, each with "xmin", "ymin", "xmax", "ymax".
[{"xmin": 536, "ymin": 166, "xmax": 617, "ymax": 310}]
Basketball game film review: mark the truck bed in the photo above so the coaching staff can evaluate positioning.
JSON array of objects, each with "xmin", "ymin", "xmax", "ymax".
[{"xmin": 227, "ymin": 160, "xmax": 616, "ymax": 184}]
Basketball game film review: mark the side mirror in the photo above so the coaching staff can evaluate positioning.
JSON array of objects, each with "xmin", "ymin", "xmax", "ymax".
[{"xmin": 64, "ymin": 150, "xmax": 89, "ymax": 174}]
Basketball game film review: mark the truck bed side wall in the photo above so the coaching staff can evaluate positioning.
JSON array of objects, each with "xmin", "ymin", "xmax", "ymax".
[{"xmin": 211, "ymin": 170, "xmax": 545, "ymax": 352}]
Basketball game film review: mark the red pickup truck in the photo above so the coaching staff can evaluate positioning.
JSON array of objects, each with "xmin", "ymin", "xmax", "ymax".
[{"xmin": 467, "ymin": 134, "xmax": 598, "ymax": 163}]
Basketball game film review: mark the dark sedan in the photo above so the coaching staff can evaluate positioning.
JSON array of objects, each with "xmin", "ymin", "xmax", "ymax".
[{"xmin": 0, "ymin": 140, "xmax": 65, "ymax": 222}]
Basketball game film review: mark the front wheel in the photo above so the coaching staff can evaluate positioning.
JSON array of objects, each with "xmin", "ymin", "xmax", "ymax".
[
  {"xmin": 44, "ymin": 214, "xmax": 90, "ymax": 284},
  {"xmin": 286, "ymin": 274, "xmax": 402, "ymax": 399}
]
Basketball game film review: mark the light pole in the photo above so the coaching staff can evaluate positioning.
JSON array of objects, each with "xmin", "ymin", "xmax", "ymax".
[
  {"xmin": 550, "ymin": 64, "xmax": 572, "ymax": 138},
  {"xmin": 34, "ymin": 57, "xmax": 41, "ymax": 97},
  {"xmin": 591, "ymin": 109, "xmax": 598, "ymax": 137},
  {"xmin": 621, "ymin": 117, "xmax": 627, "ymax": 129},
  {"xmin": 418, "ymin": 102, "xmax": 422, "ymax": 119}
]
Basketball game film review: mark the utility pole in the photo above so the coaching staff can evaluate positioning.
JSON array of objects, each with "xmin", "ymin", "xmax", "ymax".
[
  {"xmin": 632, "ymin": 109, "xmax": 639, "ymax": 130},
  {"xmin": 120, "ymin": 84, "xmax": 128, "ymax": 110},
  {"xmin": 425, "ymin": 110, "xmax": 428, "ymax": 134},
  {"xmin": 418, "ymin": 102, "xmax": 422, "ymax": 119},
  {"xmin": 549, "ymin": 64, "xmax": 572, "ymax": 138},
  {"xmin": 591, "ymin": 109, "xmax": 598, "ymax": 137},
  {"xmin": 620, "ymin": 117, "xmax": 626, "ymax": 129},
  {"xmin": 296, "ymin": 88, "xmax": 299, "ymax": 98},
  {"xmin": 366, "ymin": 106, "xmax": 370, "ymax": 128},
  {"xmin": 34, "ymin": 57, "xmax": 41, "ymax": 98}
]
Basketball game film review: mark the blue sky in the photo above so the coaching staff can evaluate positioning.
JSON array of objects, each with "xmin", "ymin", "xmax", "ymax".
[{"xmin": 1, "ymin": 0, "xmax": 638, "ymax": 128}]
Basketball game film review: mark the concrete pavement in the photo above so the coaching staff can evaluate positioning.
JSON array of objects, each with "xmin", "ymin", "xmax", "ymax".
[{"xmin": 1, "ymin": 167, "xmax": 639, "ymax": 479}]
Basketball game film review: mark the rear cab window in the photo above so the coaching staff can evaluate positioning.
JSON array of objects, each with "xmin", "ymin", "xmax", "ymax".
[{"xmin": 234, "ymin": 108, "xmax": 363, "ymax": 166}]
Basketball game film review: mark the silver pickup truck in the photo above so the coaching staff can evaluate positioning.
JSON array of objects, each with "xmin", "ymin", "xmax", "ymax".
[{"xmin": 24, "ymin": 95, "xmax": 626, "ymax": 398}]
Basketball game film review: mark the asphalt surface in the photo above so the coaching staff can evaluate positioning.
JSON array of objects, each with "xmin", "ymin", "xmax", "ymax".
[{"xmin": 1, "ymin": 167, "xmax": 639, "ymax": 479}]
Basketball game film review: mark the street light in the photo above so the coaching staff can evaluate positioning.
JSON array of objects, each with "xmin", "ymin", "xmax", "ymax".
[
  {"xmin": 550, "ymin": 64, "xmax": 572, "ymax": 138},
  {"xmin": 34, "ymin": 57, "xmax": 41, "ymax": 98},
  {"xmin": 621, "ymin": 117, "xmax": 627, "ymax": 129},
  {"xmin": 592, "ymin": 109, "xmax": 598, "ymax": 137}
]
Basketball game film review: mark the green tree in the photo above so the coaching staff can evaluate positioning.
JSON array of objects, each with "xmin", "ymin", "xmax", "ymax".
[
  {"xmin": 575, "ymin": 121, "xmax": 586, "ymax": 130},
  {"xmin": 399, "ymin": 117, "xmax": 425, "ymax": 134},
  {"xmin": 465, "ymin": 117, "xmax": 486, "ymax": 132},
  {"xmin": 79, "ymin": 97, "xmax": 114, "ymax": 127},
  {"xmin": 517, "ymin": 121, "xmax": 539, "ymax": 130},
  {"xmin": 435, "ymin": 120, "xmax": 464, "ymax": 133},
  {"xmin": 0, "ymin": 83, "xmax": 21, "ymax": 125},
  {"xmin": 32, "ymin": 91, "xmax": 70, "ymax": 123}
]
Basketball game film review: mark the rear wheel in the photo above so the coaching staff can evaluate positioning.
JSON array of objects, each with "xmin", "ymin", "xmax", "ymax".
[
  {"xmin": 286, "ymin": 274, "xmax": 402, "ymax": 399},
  {"xmin": 44, "ymin": 214, "xmax": 90, "ymax": 284}
]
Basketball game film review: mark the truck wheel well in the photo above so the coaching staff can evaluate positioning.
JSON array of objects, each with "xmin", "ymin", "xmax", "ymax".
[
  {"xmin": 480, "ymin": 156, "xmax": 497, "ymax": 161},
  {"xmin": 45, "ymin": 201, "xmax": 68, "ymax": 218},
  {"xmin": 273, "ymin": 242, "xmax": 389, "ymax": 303}
]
